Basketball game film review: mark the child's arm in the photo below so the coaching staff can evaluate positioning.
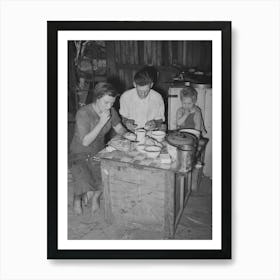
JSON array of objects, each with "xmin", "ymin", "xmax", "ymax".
[
  {"xmin": 176, "ymin": 107, "xmax": 190, "ymax": 128},
  {"xmin": 193, "ymin": 107, "xmax": 207, "ymax": 135}
]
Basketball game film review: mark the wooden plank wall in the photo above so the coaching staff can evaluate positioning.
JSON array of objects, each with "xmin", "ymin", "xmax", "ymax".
[
  {"xmin": 106, "ymin": 41, "xmax": 212, "ymax": 91},
  {"xmin": 68, "ymin": 41, "xmax": 211, "ymax": 114}
]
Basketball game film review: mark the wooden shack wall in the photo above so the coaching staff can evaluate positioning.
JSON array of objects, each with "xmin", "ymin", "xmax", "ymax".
[
  {"xmin": 106, "ymin": 41, "xmax": 212, "ymax": 92},
  {"xmin": 68, "ymin": 40, "xmax": 212, "ymax": 115}
]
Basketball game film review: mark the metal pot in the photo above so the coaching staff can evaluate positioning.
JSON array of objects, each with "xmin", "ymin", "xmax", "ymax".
[
  {"xmin": 166, "ymin": 130, "xmax": 198, "ymax": 172},
  {"xmin": 177, "ymin": 145, "xmax": 195, "ymax": 172}
]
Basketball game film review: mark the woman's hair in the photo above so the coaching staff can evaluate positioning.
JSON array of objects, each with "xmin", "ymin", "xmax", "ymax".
[
  {"xmin": 134, "ymin": 69, "xmax": 153, "ymax": 86},
  {"xmin": 92, "ymin": 82, "xmax": 118, "ymax": 102},
  {"xmin": 180, "ymin": 86, "xmax": 198, "ymax": 102}
]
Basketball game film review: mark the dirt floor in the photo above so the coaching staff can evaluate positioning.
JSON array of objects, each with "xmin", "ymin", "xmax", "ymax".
[{"xmin": 68, "ymin": 169, "xmax": 212, "ymax": 240}]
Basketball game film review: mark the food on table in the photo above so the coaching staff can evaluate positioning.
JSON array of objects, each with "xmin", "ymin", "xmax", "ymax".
[
  {"xmin": 107, "ymin": 133, "xmax": 163, "ymax": 156},
  {"xmin": 160, "ymin": 153, "xmax": 172, "ymax": 164},
  {"xmin": 123, "ymin": 132, "xmax": 137, "ymax": 141},
  {"xmin": 144, "ymin": 145, "xmax": 161, "ymax": 158},
  {"xmin": 144, "ymin": 136, "xmax": 163, "ymax": 147},
  {"xmin": 136, "ymin": 144, "xmax": 146, "ymax": 153},
  {"xmin": 105, "ymin": 145, "xmax": 117, "ymax": 152},
  {"xmin": 108, "ymin": 138, "xmax": 133, "ymax": 152},
  {"xmin": 144, "ymin": 136, "xmax": 156, "ymax": 146}
]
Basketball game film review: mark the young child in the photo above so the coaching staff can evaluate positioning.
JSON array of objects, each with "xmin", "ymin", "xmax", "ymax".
[
  {"xmin": 176, "ymin": 86, "xmax": 207, "ymax": 135},
  {"xmin": 176, "ymin": 86, "xmax": 208, "ymax": 166}
]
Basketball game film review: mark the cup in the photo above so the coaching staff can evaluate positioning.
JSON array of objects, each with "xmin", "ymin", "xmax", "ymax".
[
  {"xmin": 150, "ymin": 130, "xmax": 166, "ymax": 142},
  {"xmin": 135, "ymin": 129, "xmax": 146, "ymax": 144}
]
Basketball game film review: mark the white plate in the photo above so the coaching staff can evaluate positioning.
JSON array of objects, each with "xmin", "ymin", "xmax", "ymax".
[{"xmin": 179, "ymin": 128, "xmax": 201, "ymax": 138}]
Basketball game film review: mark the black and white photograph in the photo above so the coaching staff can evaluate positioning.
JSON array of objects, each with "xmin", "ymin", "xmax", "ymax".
[
  {"xmin": 2, "ymin": 0, "xmax": 280, "ymax": 278},
  {"xmin": 48, "ymin": 21, "xmax": 231, "ymax": 259},
  {"xmin": 67, "ymin": 39, "xmax": 213, "ymax": 241}
]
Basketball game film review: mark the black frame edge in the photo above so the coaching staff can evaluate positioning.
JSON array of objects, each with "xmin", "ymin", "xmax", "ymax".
[{"xmin": 47, "ymin": 21, "xmax": 232, "ymax": 260}]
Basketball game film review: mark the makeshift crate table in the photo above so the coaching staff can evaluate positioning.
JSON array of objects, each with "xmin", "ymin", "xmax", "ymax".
[{"xmin": 95, "ymin": 149, "xmax": 193, "ymax": 239}]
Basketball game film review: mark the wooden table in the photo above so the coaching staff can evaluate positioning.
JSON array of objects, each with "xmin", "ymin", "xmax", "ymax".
[{"xmin": 95, "ymin": 146, "xmax": 193, "ymax": 239}]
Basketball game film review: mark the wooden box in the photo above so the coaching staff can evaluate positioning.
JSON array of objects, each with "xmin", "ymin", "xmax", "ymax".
[{"xmin": 100, "ymin": 159, "xmax": 192, "ymax": 239}]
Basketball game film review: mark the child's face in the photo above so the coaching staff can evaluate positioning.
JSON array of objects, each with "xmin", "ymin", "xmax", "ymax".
[{"xmin": 181, "ymin": 96, "xmax": 195, "ymax": 111}]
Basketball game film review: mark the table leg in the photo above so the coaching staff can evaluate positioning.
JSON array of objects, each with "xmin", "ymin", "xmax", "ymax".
[
  {"xmin": 164, "ymin": 172, "xmax": 175, "ymax": 239},
  {"xmin": 101, "ymin": 164, "xmax": 113, "ymax": 224},
  {"xmin": 184, "ymin": 171, "xmax": 192, "ymax": 207}
]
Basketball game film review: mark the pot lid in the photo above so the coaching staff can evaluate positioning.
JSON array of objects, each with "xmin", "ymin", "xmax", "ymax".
[{"xmin": 166, "ymin": 130, "xmax": 198, "ymax": 148}]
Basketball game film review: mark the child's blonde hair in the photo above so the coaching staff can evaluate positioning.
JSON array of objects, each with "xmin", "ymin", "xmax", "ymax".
[{"xmin": 180, "ymin": 86, "xmax": 198, "ymax": 102}]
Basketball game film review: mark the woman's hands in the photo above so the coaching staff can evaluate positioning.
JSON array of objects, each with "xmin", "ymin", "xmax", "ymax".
[
  {"xmin": 81, "ymin": 110, "xmax": 110, "ymax": 147},
  {"xmin": 99, "ymin": 110, "xmax": 111, "ymax": 126}
]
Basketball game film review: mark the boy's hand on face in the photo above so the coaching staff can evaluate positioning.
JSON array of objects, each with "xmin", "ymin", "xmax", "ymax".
[
  {"xmin": 190, "ymin": 105, "xmax": 200, "ymax": 114},
  {"xmin": 183, "ymin": 108, "xmax": 191, "ymax": 116}
]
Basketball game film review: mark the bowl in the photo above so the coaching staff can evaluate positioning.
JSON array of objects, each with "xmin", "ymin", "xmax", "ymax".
[
  {"xmin": 144, "ymin": 145, "xmax": 161, "ymax": 158},
  {"xmin": 150, "ymin": 131, "xmax": 166, "ymax": 142}
]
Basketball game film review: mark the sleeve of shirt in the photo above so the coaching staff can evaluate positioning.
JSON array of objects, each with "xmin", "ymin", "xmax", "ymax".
[
  {"xmin": 119, "ymin": 94, "xmax": 130, "ymax": 119},
  {"xmin": 75, "ymin": 109, "xmax": 91, "ymax": 142},
  {"xmin": 154, "ymin": 95, "xmax": 165, "ymax": 121},
  {"xmin": 111, "ymin": 107, "xmax": 121, "ymax": 127},
  {"xmin": 194, "ymin": 109, "xmax": 207, "ymax": 134}
]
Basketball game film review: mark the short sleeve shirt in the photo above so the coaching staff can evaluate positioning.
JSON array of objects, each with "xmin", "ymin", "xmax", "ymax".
[
  {"xmin": 70, "ymin": 104, "xmax": 121, "ymax": 156},
  {"xmin": 176, "ymin": 105, "xmax": 207, "ymax": 134},
  {"xmin": 119, "ymin": 88, "xmax": 165, "ymax": 128}
]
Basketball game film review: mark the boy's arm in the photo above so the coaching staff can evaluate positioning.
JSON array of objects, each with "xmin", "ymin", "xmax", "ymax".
[
  {"xmin": 145, "ymin": 96, "xmax": 165, "ymax": 130},
  {"xmin": 155, "ymin": 97, "xmax": 165, "ymax": 128}
]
